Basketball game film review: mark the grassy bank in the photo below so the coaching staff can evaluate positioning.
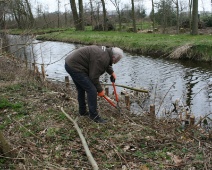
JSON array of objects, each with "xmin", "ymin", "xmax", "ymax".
[
  {"xmin": 5, "ymin": 28, "xmax": 212, "ymax": 61},
  {"xmin": 0, "ymin": 55, "xmax": 211, "ymax": 169},
  {"xmin": 34, "ymin": 29, "xmax": 212, "ymax": 62}
]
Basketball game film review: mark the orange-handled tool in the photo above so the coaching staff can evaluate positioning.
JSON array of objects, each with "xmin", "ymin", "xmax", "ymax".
[
  {"xmin": 112, "ymin": 82, "xmax": 121, "ymax": 113},
  {"xmin": 112, "ymin": 82, "xmax": 119, "ymax": 102},
  {"xmin": 103, "ymin": 95, "xmax": 116, "ymax": 108}
]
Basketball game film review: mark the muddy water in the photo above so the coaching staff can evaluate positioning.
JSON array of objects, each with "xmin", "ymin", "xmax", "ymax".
[{"xmin": 5, "ymin": 35, "xmax": 212, "ymax": 117}]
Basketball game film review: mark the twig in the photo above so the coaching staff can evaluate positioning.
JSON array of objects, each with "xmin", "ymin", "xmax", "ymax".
[
  {"xmin": 192, "ymin": 86, "xmax": 206, "ymax": 99},
  {"xmin": 12, "ymin": 118, "xmax": 42, "ymax": 141},
  {"xmin": 194, "ymin": 113, "xmax": 212, "ymax": 128},
  {"xmin": 60, "ymin": 107, "xmax": 99, "ymax": 170},
  {"xmin": 156, "ymin": 82, "xmax": 175, "ymax": 115},
  {"xmin": 0, "ymin": 155, "xmax": 24, "ymax": 160},
  {"xmin": 110, "ymin": 141, "xmax": 129, "ymax": 168},
  {"xmin": 154, "ymin": 83, "xmax": 158, "ymax": 104}
]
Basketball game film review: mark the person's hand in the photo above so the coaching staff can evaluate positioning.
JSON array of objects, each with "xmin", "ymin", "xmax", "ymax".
[
  {"xmin": 98, "ymin": 90, "xmax": 105, "ymax": 97},
  {"xmin": 110, "ymin": 72, "xmax": 116, "ymax": 82}
]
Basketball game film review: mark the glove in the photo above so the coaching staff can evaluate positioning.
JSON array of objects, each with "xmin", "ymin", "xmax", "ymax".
[
  {"xmin": 98, "ymin": 90, "xmax": 105, "ymax": 97},
  {"xmin": 110, "ymin": 72, "xmax": 116, "ymax": 82}
]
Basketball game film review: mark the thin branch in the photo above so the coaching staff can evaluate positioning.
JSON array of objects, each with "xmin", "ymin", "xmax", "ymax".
[
  {"xmin": 156, "ymin": 82, "xmax": 176, "ymax": 115},
  {"xmin": 60, "ymin": 107, "xmax": 99, "ymax": 170},
  {"xmin": 102, "ymin": 83, "xmax": 149, "ymax": 93}
]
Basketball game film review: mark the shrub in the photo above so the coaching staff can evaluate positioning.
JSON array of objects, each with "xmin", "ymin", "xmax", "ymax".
[{"xmin": 202, "ymin": 16, "xmax": 212, "ymax": 27}]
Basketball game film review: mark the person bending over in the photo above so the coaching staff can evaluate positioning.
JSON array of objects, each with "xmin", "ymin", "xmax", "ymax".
[{"xmin": 65, "ymin": 45, "xmax": 124, "ymax": 123}]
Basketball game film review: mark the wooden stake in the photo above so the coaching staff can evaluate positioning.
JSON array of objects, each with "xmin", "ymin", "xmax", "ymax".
[
  {"xmin": 150, "ymin": 104, "xmax": 156, "ymax": 121},
  {"xmin": 186, "ymin": 112, "xmax": 190, "ymax": 119},
  {"xmin": 65, "ymin": 76, "xmax": 70, "ymax": 88},
  {"xmin": 199, "ymin": 116, "xmax": 202, "ymax": 127},
  {"xmin": 35, "ymin": 65, "xmax": 39, "ymax": 75},
  {"xmin": 32, "ymin": 63, "xmax": 35, "ymax": 74},
  {"xmin": 190, "ymin": 115, "xmax": 195, "ymax": 126},
  {"xmin": 41, "ymin": 64, "xmax": 46, "ymax": 81},
  {"xmin": 125, "ymin": 95, "xmax": 130, "ymax": 110},
  {"xmin": 184, "ymin": 120, "xmax": 189, "ymax": 129},
  {"xmin": 0, "ymin": 38, "xmax": 2, "ymax": 54},
  {"xmin": 105, "ymin": 87, "xmax": 109, "ymax": 96},
  {"xmin": 209, "ymin": 131, "xmax": 212, "ymax": 141},
  {"xmin": 179, "ymin": 112, "xmax": 183, "ymax": 121}
]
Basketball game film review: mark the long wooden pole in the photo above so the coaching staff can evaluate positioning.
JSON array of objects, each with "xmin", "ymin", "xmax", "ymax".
[
  {"xmin": 69, "ymin": 83, "xmax": 149, "ymax": 93},
  {"xmin": 103, "ymin": 83, "xmax": 149, "ymax": 93}
]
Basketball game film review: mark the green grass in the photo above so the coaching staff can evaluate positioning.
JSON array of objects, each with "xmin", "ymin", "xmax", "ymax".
[{"xmin": 0, "ymin": 98, "xmax": 23, "ymax": 111}]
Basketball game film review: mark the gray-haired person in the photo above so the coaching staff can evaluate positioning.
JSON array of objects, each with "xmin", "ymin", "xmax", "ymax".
[{"xmin": 65, "ymin": 45, "xmax": 124, "ymax": 123}]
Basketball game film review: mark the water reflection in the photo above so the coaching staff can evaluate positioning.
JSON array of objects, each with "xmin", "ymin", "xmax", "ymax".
[{"xmin": 3, "ymin": 35, "xmax": 212, "ymax": 117}]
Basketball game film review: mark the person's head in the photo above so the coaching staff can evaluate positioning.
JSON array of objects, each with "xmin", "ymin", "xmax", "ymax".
[{"xmin": 112, "ymin": 47, "xmax": 124, "ymax": 64}]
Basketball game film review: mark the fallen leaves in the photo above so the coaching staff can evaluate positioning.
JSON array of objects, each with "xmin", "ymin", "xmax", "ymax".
[{"xmin": 167, "ymin": 152, "xmax": 183, "ymax": 166}]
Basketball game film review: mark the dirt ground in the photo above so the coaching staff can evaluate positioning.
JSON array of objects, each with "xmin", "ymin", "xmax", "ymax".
[{"xmin": 0, "ymin": 56, "xmax": 211, "ymax": 170}]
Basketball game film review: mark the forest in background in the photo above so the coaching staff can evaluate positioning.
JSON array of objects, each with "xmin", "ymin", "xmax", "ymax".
[{"xmin": 0, "ymin": 0, "xmax": 211, "ymax": 35}]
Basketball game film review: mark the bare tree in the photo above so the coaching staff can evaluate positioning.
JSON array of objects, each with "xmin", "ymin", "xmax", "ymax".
[
  {"xmin": 56, "ymin": 0, "xmax": 60, "ymax": 28},
  {"xmin": 0, "ymin": 0, "xmax": 6, "ymax": 29},
  {"xmin": 131, "ymin": 0, "xmax": 137, "ymax": 32},
  {"xmin": 64, "ymin": 3, "xmax": 69, "ymax": 27},
  {"xmin": 70, "ymin": 0, "xmax": 84, "ymax": 30},
  {"xmin": 189, "ymin": 0, "xmax": 192, "ymax": 31},
  {"xmin": 172, "ymin": 0, "xmax": 179, "ymax": 34},
  {"xmin": 191, "ymin": 0, "xmax": 198, "ymax": 35},
  {"xmin": 110, "ymin": 0, "xmax": 122, "ymax": 30},
  {"xmin": 100, "ymin": 0, "xmax": 107, "ymax": 31},
  {"xmin": 10, "ymin": 0, "xmax": 26, "ymax": 28},
  {"xmin": 78, "ymin": 0, "xmax": 84, "ymax": 30},
  {"xmin": 151, "ymin": 0, "xmax": 156, "ymax": 31},
  {"xmin": 89, "ymin": 0, "xmax": 94, "ymax": 29},
  {"xmin": 25, "ymin": 0, "xmax": 34, "ymax": 27},
  {"xmin": 89, "ymin": 0, "xmax": 102, "ymax": 29},
  {"xmin": 9, "ymin": 0, "xmax": 35, "ymax": 29},
  {"xmin": 154, "ymin": 0, "xmax": 175, "ymax": 34}
]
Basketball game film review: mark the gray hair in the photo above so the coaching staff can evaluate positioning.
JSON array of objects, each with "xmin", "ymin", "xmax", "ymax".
[{"xmin": 112, "ymin": 47, "xmax": 124, "ymax": 62}]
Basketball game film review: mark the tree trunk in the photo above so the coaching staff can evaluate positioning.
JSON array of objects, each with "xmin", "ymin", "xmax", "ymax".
[
  {"xmin": 70, "ymin": 0, "xmax": 81, "ymax": 30},
  {"xmin": 89, "ymin": 0, "xmax": 94, "ymax": 30},
  {"xmin": 64, "ymin": 6, "xmax": 67, "ymax": 27},
  {"xmin": 25, "ymin": 0, "xmax": 34, "ymax": 28},
  {"xmin": 162, "ymin": 1, "xmax": 166, "ymax": 33},
  {"xmin": 151, "ymin": 0, "xmax": 155, "ymax": 31},
  {"xmin": 131, "ymin": 0, "xmax": 136, "ymax": 32},
  {"xmin": 0, "ymin": 1, "xmax": 6, "ymax": 29},
  {"xmin": 110, "ymin": 0, "xmax": 122, "ymax": 31},
  {"xmin": 176, "ymin": 0, "xmax": 179, "ymax": 34},
  {"xmin": 57, "ymin": 0, "xmax": 60, "ymax": 28},
  {"xmin": 101, "ymin": 0, "xmax": 108, "ymax": 31},
  {"xmin": 189, "ymin": 0, "xmax": 193, "ymax": 32},
  {"xmin": 43, "ymin": 13, "xmax": 49, "ymax": 28},
  {"xmin": 191, "ymin": 0, "xmax": 198, "ymax": 35},
  {"xmin": 78, "ymin": 0, "xmax": 84, "ymax": 30}
]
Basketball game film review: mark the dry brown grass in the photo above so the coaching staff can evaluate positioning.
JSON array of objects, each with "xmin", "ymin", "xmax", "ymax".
[{"xmin": 169, "ymin": 44, "xmax": 192, "ymax": 59}]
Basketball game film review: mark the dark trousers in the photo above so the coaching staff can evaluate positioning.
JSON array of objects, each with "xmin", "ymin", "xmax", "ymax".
[{"xmin": 65, "ymin": 63, "xmax": 98, "ymax": 118}]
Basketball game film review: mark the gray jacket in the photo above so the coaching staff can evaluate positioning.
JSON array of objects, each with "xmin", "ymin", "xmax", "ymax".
[{"xmin": 65, "ymin": 45, "xmax": 114, "ymax": 92}]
